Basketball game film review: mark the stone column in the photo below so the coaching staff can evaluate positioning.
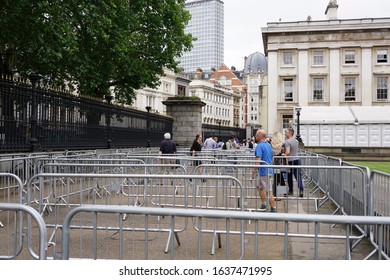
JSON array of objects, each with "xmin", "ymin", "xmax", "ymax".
[{"xmin": 162, "ymin": 97, "xmax": 205, "ymax": 147}]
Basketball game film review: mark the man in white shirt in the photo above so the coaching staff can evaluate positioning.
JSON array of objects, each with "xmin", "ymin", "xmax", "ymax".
[{"xmin": 203, "ymin": 136, "xmax": 217, "ymax": 149}]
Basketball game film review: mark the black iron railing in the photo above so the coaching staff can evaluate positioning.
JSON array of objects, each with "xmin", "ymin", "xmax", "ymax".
[{"xmin": 0, "ymin": 76, "xmax": 173, "ymax": 152}]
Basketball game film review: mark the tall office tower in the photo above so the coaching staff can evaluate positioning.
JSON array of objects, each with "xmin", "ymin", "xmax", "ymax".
[{"xmin": 179, "ymin": 0, "xmax": 224, "ymax": 74}]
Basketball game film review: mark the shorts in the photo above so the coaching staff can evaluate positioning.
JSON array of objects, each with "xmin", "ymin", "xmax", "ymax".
[{"xmin": 257, "ymin": 176, "xmax": 271, "ymax": 192}]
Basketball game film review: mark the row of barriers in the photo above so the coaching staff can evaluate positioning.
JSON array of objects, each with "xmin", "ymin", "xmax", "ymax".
[
  {"xmin": 0, "ymin": 147, "xmax": 389, "ymax": 260},
  {"xmin": 2, "ymin": 202, "xmax": 390, "ymax": 260}
]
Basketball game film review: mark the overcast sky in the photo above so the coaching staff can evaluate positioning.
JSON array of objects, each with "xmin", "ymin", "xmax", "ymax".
[{"xmin": 223, "ymin": 0, "xmax": 390, "ymax": 70}]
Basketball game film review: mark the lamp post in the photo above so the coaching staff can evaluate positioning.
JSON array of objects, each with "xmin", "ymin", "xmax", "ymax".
[
  {"xmin": 145, "ymin": 106, "xmax": 152, "ymax": 148},
  {"xmin": 295, "ymin": 106, "xmax": 302, "ymax": 143}
]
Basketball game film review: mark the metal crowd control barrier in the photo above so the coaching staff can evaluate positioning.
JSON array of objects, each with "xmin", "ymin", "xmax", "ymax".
[
  {"xmin": 297, "ymin": 155, "xmax": 327, "ymax": 188},
  {"xmin": 340, "ymin": 161, "xmax": 371, "ymax": 216},
  {"xmin": 195, "ymin": 163, "xmax": 369, "ymax": 215},
  {"xmin": 35, "ymin": 157, "xmax": 146, "ymax": 167},
  {"xmin": 0, "ymin": 202, "xmax": 48, "ymax": 260},
  {"xmin": 0, "ymin": 173, "xmax": 25, "ymax": 257},
  {"xmin": 367, "ymin": 170, "xmax": 390, "ymax": 260},
  {"xmin": 0, "ymin": 173, "xmax": 24, "ymax": 205},
  {"xmin": 40, "ymin": 163, "xmax": 187, "ymax": 208},
  {"xmin": 195, "ymin": 164, "xmax": 369, "ymax": 249},
  {"xmin": 61, "ymin": 205, "xmax": 390, "ymax": 260},
  {"xmin": 151, "ymin": 155, "xmax": 217, "ymax": 173},
  {"xmin": 25, "ymin": 173, "xmax": 243, "ymax": 259},
  {"xmin": 0, "ymin": 151, "xmax": 99, "ymax": 199},
  {"xmin": 0, "ymin": 155, "xmax": 48, "ymax": 190},
  {"xmin": 280, "ymin": 157, "xmax": 370, "ymax": 219}
]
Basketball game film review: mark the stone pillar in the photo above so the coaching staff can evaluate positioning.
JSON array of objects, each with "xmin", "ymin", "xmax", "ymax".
[{"xmin": 162, "ymin": 97, "xmax": 205, "ymax": 147}]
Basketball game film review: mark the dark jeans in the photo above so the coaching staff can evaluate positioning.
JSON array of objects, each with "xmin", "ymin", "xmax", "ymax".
[{"xmin": 287, "ymin": 159, "xmax": 304, "ymax": 193}]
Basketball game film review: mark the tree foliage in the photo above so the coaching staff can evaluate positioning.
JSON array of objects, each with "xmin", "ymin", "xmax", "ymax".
[{"xmin": 0, "ymin": 0, "xmax": 193, "ymax": 104}]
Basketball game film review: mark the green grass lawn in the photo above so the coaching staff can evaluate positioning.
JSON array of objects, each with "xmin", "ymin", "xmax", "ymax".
[{"xmin": 351, "ymin": 161, "xmax": 390, "ymax": 174}]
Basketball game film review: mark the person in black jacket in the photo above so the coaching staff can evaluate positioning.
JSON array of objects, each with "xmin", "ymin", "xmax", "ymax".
[{"xmin": 190, "ymin": 134, "xmax": 202, "ymax": 167}]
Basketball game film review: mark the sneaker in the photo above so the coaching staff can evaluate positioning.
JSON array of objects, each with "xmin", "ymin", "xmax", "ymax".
[
  {"xmin": 270, "ymin": 207, "xmax": 277, "ymax": 213},
  {"xmin": 299, "ymin": 191, "xmax": 304, "ymax": 198},
  {"xmin": 258, "ymin": 204, "xmax": 267, "ymax": 212}
]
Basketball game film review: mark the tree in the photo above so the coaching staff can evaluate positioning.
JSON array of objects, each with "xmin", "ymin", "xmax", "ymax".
[{"xmin": 0, "ymin": 0, "xmax": 193, "ymax": 104}]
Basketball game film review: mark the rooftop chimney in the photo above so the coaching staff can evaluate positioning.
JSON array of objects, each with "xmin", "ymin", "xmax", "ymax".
[
  {"xmin": 196, "ymin": 68, "xmax": 203, "ymax": 80},
  {"xmin": 325, "ymin": 0, "xmax": 338, "ymax": 20}
]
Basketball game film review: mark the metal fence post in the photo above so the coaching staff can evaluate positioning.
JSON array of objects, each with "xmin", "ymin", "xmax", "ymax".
[
  {"xmin": 28, "ymin": 74, "xmax": 41, "ymax": 151},
  {"xmin": 105, "ymin": 95, "xmax": 113, "ymax": 149}
]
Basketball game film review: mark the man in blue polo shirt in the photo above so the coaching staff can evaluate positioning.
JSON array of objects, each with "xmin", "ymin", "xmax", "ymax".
[{"xmin": 255, "ymin": 129, "xmax": 276, "ymax": 212}]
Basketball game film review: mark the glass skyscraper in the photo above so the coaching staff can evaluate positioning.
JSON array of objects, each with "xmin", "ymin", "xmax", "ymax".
[{"xmin": 179, "ymin": 0, "xmax": 224, "ymax": 73}]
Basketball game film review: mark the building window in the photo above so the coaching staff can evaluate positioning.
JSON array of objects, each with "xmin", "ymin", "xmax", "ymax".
[
  {"xmin": 344, "ymin": 77, "xmax": 356, "ymax": 101},
  {"xmin": 283, "ymin": 51, "xmax": 293, "ymax": 65},
  {"xmin": 218, "ymin": 75, "xmax": 232, "ymax": 86},
  {"xmin": 146, "ymin": 96, "xmax": 155, "ymax": 107},
  {"xmin": 282, "ymin": 79, "xmax": 293, "ymax": 102},
  {"xmin": 313, "ymin": 51, "xmax": 324, "ymax": 65},
  {"xmin": 177, "ymin": 85, "xmax": 186, "ymax": 96},
  {"xmin": 377, "ymin": 49, "xmax": 388, "ymax": 63},
  {"xmin": 282, "ymin": 115, "xmax": 293, "ymax": 129},
  {"xmin": 377, "ymin": 77, "xmax": 388, "ymax": 101},
  {"xmin": 313, "ymin": 78, "xmax": 324, "ymax": 101},
  {"xmin": 250, "ymin": 86, "xmax": 258, "ymax": 93},
  {"xmin": 345, "ymin": 50, "xmax": 356, "ymax": 64}
]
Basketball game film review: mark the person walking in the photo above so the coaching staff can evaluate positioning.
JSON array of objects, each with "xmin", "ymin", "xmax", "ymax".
[
  {"xmin": 158, "ymin": 132, "xmax": 177, "ymax": 185},
  {"xmin": 159, "ymin": 132, "xmax": 177, "ymax": 155},
  {"xmin": 283, "ymin": 128, "xmax": 304, "ymax": 197},
  {"xmin": 254, "ymin": 129, "xmax": 276, "ymax": 212},
  {"xmin": 190, "ymin": 134, "xmax": 202, "ymax": 168}
]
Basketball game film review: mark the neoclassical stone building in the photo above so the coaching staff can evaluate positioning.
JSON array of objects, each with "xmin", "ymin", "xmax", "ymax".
[
  {"xmin": 261, "ymin": 1, "xmax": 390, "ymax": 147},
  {"xmin": 132, "ymin": 68, "xmax": 191, "ymax": 115}
]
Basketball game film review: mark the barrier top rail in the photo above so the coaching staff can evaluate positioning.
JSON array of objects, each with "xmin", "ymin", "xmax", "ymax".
[
  {"xmin": 28, "ymin": 173, "xmax": 243, "ymax": 183},
  {"xmin": 197, "ymin": 164, "xmax": 369, "ymax": 172}
]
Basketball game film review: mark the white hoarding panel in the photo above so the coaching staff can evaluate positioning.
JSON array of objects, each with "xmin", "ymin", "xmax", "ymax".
[
  {"xmin": 308, "ymin": 125, "xmax": 320, "ymax": 146},
  {"xmin": 344, "ymin": 125, "xmax": 357, "ymax": 147},
  {"xmin": 300, "ymin": 125, "xmax": 308, "ymax": 146},
  {"xmin": 382, "ymin": 124, "xmax": 390, "ymax": 147},
  {"xmin": 332, "ymin": 125, "xmax": 344, "ymax": 146},
  {"xmin": 356, "ymin": 125, "xmax": 369, "ymax": 147},
  {"xmin": 320, "ymin": 125, "xmax": 332, "ymax": 146},
  {"xmin": 369, "ymin": 124, "xmax": 381, "ymax": 147}
]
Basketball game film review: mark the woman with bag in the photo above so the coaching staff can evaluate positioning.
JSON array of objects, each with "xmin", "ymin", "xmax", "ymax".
[{"xmin": 270, "ymin": 131, "xmax": 287, "ymax": 199}]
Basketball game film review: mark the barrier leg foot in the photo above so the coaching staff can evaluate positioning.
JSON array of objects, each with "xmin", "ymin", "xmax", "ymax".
[
  {"xmin": 211, "ymin": 231, "xmax": 217, "ymax": 255},
  {"xmin": 165, "ymin": 231, "xmax": 172, "ymax": 253}
]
